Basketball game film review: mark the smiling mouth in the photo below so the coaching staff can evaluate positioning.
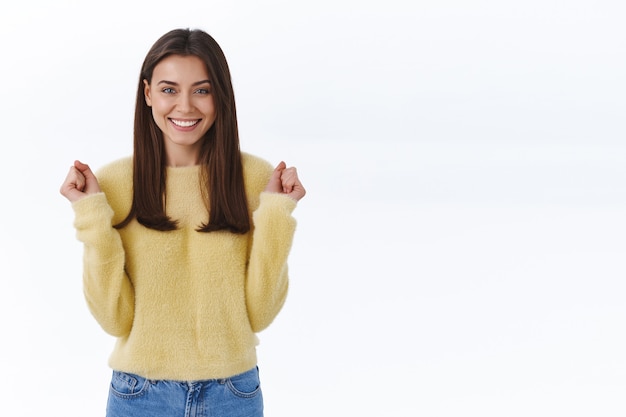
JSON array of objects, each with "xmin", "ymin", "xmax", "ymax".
[{"xmin": 170, "ymin": 118, "xmax": 201, "ymax": 128}]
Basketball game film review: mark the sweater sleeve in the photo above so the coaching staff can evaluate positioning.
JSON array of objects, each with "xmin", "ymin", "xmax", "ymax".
[
  {"xmin": 73, "ymin": 193, "xmax": 134, "ymax": 337},
  {"xmin": 245, "ymin": 192, "xmax": 297, "ymax": 333}
]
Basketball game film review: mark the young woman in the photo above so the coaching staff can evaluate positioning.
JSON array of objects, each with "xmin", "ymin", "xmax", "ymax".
[{"xmin": 60, "ymin": 28, "xmax": 305, "ymax": 417}]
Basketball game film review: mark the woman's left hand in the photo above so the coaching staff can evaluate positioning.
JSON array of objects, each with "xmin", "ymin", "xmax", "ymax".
[{"xmin": 264, "ymin": 161, "xmax": 306, "ymax": 202}]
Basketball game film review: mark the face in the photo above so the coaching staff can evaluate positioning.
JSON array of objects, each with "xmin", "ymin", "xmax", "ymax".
[{"xmin": 144, "ymin": 54, "xmax": 217, "ymax": 166}]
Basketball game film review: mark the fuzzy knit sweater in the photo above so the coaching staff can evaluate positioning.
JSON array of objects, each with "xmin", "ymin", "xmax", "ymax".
[{"xmin": 71, "ymin": 153, "xmax": 297, "ymax": 381}]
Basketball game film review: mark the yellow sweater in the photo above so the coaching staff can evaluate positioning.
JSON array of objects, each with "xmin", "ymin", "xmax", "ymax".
[{"xmin": 72, "ymin": 153, "xmax": 297, "ymax": 380}]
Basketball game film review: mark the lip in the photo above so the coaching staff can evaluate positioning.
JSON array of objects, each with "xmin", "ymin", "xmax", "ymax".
[{"xmin": 169, "ymin": 118, "xmax": 201, "ymax": 130}]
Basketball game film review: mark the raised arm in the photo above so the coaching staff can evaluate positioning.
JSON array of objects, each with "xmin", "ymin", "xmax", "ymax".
[
  {"xmin": 245, "ymin": 161, "xmax": 305, "ymax": 332},
  {"xmin": 61, "ymin": 160, "xmax": 135, "ymax": 336}
]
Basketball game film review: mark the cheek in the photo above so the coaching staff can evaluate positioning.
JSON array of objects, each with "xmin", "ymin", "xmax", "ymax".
[
  {"xmin": 149, "ymin": 107, "xmax": 170, "ymax": 131},
  {"xmin": 200, "ymin": 101, "xmax": 217, "ymax": 121},
  {"xmin": 204, "ymin": 96, "xmax": 217, "ymax": 113},
  {"xmin": 149, "ymin": 106, "xmax": 160, "ymax": 122},
  {"xmin": 151, "ymin": 101, "xmax": 171, "ymax": 120}
]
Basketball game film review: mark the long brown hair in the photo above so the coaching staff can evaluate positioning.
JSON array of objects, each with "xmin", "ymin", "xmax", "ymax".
[{"xmin": 115, "ymin": 28, "xmax": 250, "ymax": 234}]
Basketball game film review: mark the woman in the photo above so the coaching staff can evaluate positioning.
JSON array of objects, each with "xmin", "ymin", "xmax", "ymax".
[{"xmin": 60, "ymin": 28, "xmax": 305, "ymax": 417}]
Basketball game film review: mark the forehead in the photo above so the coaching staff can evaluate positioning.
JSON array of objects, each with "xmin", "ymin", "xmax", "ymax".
[{"xmin": 152, "ymin": 55, "xmax": 210, "ymax": 81}]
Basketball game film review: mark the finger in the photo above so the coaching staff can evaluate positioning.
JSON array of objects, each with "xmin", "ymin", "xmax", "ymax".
[
  {"xmin": 271, "ymin": 162, "xmax": 285, "ymax": 188},
  {"xmin": 284, "ymin": 168, "xmax": 306, "ymax": 201},
  {"xmin": 61, "ymin": 166, "xmax": 85, "ymax": 190},
  {"xmin": 273, "ymin": 161, "xmax": 286, "ymax": 175},
  {"xmin": 74, "ymin": 160, "xmax": 96, "ymax": 181},
  {"xmin": 288, "ymin": 179, "xmax": 306, "ymax": 201},
  {"xmin": 73, "ymin": 167, "xmax": 87, "ymax": 191},
  {"xmin": 280, "ymin": 167, "xmax": 297, "ymax": 193},
  {"xmin": 60, "ymin": 166, "xmax": 86, "ymax": 201}
]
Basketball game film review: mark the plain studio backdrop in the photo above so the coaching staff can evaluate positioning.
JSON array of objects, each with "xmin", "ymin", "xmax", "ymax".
[{"xmin": 1, "ymin": 1, "xmax": 624, "ymax": 416}]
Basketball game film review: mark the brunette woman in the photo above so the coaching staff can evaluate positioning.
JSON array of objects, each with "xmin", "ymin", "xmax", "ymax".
[{"xmin": 60, "ymin": 28, "xmax": 305, "ymax": 417}]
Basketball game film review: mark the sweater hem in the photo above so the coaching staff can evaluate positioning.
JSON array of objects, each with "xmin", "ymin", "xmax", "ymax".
[{"xmin": 108, "ymin": 355, "xmax": 259, "ymax": 381}]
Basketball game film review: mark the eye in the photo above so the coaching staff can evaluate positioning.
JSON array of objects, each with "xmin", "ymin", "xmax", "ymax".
[
  {"xmin": 162, "ymin": 87, "xmax": 176, "ymax": 94},
  {"xmin": 194, "ymin": 88, "xmax": 211, "ymax": 95}
]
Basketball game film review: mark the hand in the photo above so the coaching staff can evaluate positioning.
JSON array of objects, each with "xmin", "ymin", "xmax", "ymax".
[
  {"xmin": 264, "ymin": 161, "xmax": 306, "ymax": 202},
  {"xmin": 60, "ymin": 160, "xmax": 102, "ymax": 203}
]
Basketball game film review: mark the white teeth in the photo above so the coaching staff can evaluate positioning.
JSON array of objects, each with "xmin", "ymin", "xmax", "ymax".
[{"xmin": 171, "ymin": 119, "xmax": 199, "ymax": 127}]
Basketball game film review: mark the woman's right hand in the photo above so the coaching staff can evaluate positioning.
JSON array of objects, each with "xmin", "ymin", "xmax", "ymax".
[{"xmin": 60, "ymin": 160, "xmax": 102, "ymax": 203}]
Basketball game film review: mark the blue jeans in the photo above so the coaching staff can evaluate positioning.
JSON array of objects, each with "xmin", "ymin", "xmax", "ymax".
[{"xmin": 106, "ymin": 366, "xmax": 263, "ymax": 417}]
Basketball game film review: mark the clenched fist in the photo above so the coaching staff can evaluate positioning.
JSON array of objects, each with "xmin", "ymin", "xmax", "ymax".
[
  {"xmin": 60, "ymin": 160, "xmax": 102, "ymax": 203},
  {"xmin": 264, "ymin": 161, "xmax": 306, "ymax": 202}
]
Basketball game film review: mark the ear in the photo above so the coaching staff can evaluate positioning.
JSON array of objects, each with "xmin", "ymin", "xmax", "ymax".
[{"xmin": 143, "ymin": 79, "xmax": 152, "ymax": 106}]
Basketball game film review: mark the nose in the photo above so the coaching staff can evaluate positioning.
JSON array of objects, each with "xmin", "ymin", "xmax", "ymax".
[{"xmin": 176, "ymin": 92, "xmax": 194, "ymax": 113}]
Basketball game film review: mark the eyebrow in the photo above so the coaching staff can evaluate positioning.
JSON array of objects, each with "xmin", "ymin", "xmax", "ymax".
[{"xmin": 156, "ymin": 79, "xmax": 211, "ymax": 86}]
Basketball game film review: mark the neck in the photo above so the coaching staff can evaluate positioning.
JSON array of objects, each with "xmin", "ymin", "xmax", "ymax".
[{"xmin": 165, "ymin": 147, "xmax": 201, "ymax": 167}]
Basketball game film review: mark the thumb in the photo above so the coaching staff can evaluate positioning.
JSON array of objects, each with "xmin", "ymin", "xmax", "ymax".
[
  {"xmin": 272, "ymin": 161, "xmax": 286, "ymax": 175},
  {"xmin": 264, "ymin": 161, "xmax": 286, "ymax": 194},
  {"xmin": 73, "ymin": 160, "xmax": 101, "ymax": 194},
  {"xmin": 74, "ymin": 160, "xmax": 95, "ymax": 178}
]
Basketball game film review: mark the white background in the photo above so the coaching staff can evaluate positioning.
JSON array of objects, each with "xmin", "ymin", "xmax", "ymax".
[{"xmin": 1, "ymin": 1, "xmax": 625, "ymax": 416}]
